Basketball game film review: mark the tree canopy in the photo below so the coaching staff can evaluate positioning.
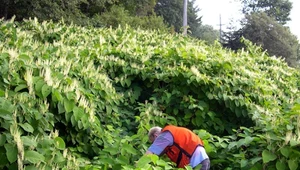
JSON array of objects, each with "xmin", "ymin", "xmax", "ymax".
[
  {"xmin": 154, "ymin": 0, "xmax": 202, "ymax": 37},
  {"xmin": 1, "ymin": 0, "xmax": 203, "ymax": 38},
  {"xmin": 239, "ymin": 0, "xmax": 292, "ymax": 25},
  {"xmin": 223, "ymin": 0, "xmax": 299, "ymax": 68}
]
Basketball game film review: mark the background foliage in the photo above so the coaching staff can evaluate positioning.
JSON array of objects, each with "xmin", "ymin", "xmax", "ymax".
[
  {"xmin": 0, "ymin": 18, "xmax": 300, "ymax": 169},
  {"xmin": 223, "ymin": 0, "xmax": 300, "ymax": 68}
]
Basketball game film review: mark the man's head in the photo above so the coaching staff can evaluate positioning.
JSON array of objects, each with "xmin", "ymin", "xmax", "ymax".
[{"xmin": 148, "ymin": 126, "xmax": 162, "ymax": 143}]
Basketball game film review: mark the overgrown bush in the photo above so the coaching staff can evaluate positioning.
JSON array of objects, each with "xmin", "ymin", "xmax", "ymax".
[{"xmin": 0, "ymin": 18, "xmax": 299, "ymax": 169}]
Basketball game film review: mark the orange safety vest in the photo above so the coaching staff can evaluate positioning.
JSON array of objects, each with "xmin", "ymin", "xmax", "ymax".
[{"xmin": 161, "ymin": 125, "xmax": 204, "ymax": 168}]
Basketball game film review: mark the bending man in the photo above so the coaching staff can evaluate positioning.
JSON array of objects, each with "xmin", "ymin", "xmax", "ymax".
[{"xmin": 146, "ymin": 125, "xmax": 210, "ymax": 170}]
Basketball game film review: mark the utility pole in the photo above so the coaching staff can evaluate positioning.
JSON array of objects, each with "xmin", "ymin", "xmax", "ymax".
[
  {"xmin": 183, "ymin": 0, "xmax": 188, "ymax": 36},
  {"xmin": 218, "ymin": 14, "xmax": 224, "ymax": 42}
]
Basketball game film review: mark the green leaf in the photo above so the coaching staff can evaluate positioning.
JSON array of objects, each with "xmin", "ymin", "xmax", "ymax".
[
  {"xmin": 0, "ymin": 109, "xmax": 13, "ymax": 120},
  {"xmin": 122, "ymin": 143, "xmax": 137, "ymax": 155},
  {"xmin": 24, "ymin": 166, "xmax": 39, "ymax": 170},
  {"xmin": 251, "ymin": 157, "xmax": 262, "ymax": 165},
  {"xmin": 106, "ymin": 105, "xmax": 112, "ymax": 114},
  {"xmin": 19, "ymin": 123, "xmax": 34, "ymax": 133},
  {"xmin": 19, "ymin": 54, "xmax": 31, "ymax": 61},
  {"xmin": 14, "ymin": 84, "xmax": 27, "ymax": 92},
  {"xmin": 24, "ymin": 150, "xmax": 45, "ymax": 164},
  {"xmin": 276, "ymin": 160, "xmax": 287, "ymax": 170},
  {"xmin": 0, "ymin": 147, "xmax": 9, "ymax": 165},
  {"xmin": 103, "ymin": 147, "xmax": 119, "ymax": 155},
  {"xmin": 240, "ymin": 159, "xmax": 248, "ymax": 168},
  {"xmin": 280, "ymin": 146, "xmax": 290, "ymax": 158},
  {"xmin": 53, "ymin": 152, "xmax": 65, "ymax": 163},
  {"xmin": 149, "ymin": 154, "xmax": 159, "ymax": 164},
  {"xmin": 41, "ymin": 84, "xmax": 51, "ymax": 99},
  {"xmin": 262, "ymin": 150, "xmax": 277, "ymax": 163},
  {"xmin": 0, "ymin": 134, "xmax": 6, "ymax": 146},
  {"xmin": 136, "ymin": 155, "xmax": 152, "ymax": 168},
  {"xmin": 52, "ymin": 89, "xmax": 62, "ymax": 102},
  {"xmin": 290, "ymin": 139, "xmax": 300, "ymax": 147},
  {"xmin": 54, "ymin": 137, "xmax": 65, "ymax": 150},
  {"xmin": 4, "ymin": 143, "xmax": 17, "ymax": 163},
  {"xmin": 64, "ymin": 98, "xmax": 75, "ymax": 113},
  {"xmin": 0, "ymin": 98, "xmax": 14, "ymax": 120},
  {"xmin": 116, "ymin": 155, "xmax": 129, "ymax": 164},
  {"xmin": 34, "ymin": 79, "xmax": 44, "ymax": 98},
  {"xmin": 58, "ymin": 102, "xmax": 65, "ymax": 114},
  {"xmin": 21, "ymin": 136, "xmax": 37, "ymax": 147},
  {"xmin": 288, "ymin": 159, "xmax": 298, "ymax": 170},
  {"xmin": 73, "ymin": 106, "xmax": 84, "ymax": 121},
  {"xmin": 0, "ymin": 90, "xmax": 5, "ymax": 97}
]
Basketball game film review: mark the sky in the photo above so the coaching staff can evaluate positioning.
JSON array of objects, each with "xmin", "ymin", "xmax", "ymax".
[{"xmin": 195, "ymin": 0, "xmax": 300, "ymax": 40}]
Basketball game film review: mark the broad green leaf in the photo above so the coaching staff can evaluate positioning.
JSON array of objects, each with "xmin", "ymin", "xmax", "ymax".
[
  {"xmin": 24, "ymin": 150, "xmax": 45, "ymax": 164},
  {"xmin": 0, "ymin": 90, "xmax": 5, "ymax": 97},
  {"xmin": 262, "ymin": 150, "xmax": 277, "ymax": 163},
  {"xmin": 39, "ymin": 138, "xmax": 53, "ymax": 148},
  {"xmin": 73, "ymin": 106, "xmax": 84, "ymax": 121},
  {"xmin": 0, "ymin": 109, "xmax": 13, "ymax": 121},
  {"xmin": 64, "ymin": 98, "xmax": 75, "ymax": 113},
  {"xmin": 288, "ymin": 159, "xmax": 298, "ymax": 170},
  {"xmin": 106, "ymin": 105, "xmax": 112, "ymax": 114},
  {"xmin": 34, "ymin": 79, "xmax": 44, "ymax": 98},
  {"xmin": 4, "ymin": 143, "xmax": 17, "ymax": 163},
  {"xmin": 280, "ymin": 146, "xmax": 290, "ymax": 158},
  {"xmin": 0, "ymin": 147, "xmax": 9, "ymax": 165},
  {"xmin": 19, "ymin": 54, "xmax": 31, "ymax": 61},
  {"xmin": 52, "ymin": 89, "xmax": 62, "ymax": 102},
  {"xmin": 14, "ymin": 84, "xmax": 27, "ymax": 92},
  {"xmin": 41, "ymin": 84, "xmax": 51, "ymax": 99},
  {"xmin": 54, "ymin": 137, "xmax": 65, "ymax": 150},
  {"xmin": 149, "ymin": 154, "xmax": 159, "ymax": 164},
  {"xmin": 136, "ymin": 155, "xmax": 152, "ymax": 168},
  {"xmin": 58, "ymin": 102, "xmax": 65, "ymax": 114},
  {"xmin": 21, "ymin": 136, "xmax": 37, "ymax": 147},
  {"xmin": 24, "ymin": 166, "xmax": 39, "ymax": 170},
  {"xmin": 0, "ymin": 98, "xmax": 14, "ymax": 120},
  {"xmin": 122, "ymin": 143, "xmax": 137, "ymax": 155},
  {"xmin": 276, "ymin": 160, "xmax": 287, "ymax": 170},
  {"xmin": 116, "ymin": 155, "xmax": 129, "ymax": 164},
  {"xmin": 19, "ymin": 123, "xmax": 34, "ymax": 133},
  {"xmin": 251, "ymin": 157, "xmax": 262, "ymax": 165},
  {"xmin": 290, "ymin": 139, "xmax": 300, "ymax": 147},
  {"xmin": 241, "ymin": 159, "xmax": 248, "ymax": 167},
  {"xmin": 53, "ymin": 152, "xmax": 65, "ymax": 163},
  {"xmin": 0, "ymin": 134, "xmax": 6, "ymax": 146},
  {"xmin": 100, "ymin": 157, "xmax": 115, "ymax": 165},
  {"xmin": 102, "ymin": 147, "xmax": 119, "ymax": 155}
]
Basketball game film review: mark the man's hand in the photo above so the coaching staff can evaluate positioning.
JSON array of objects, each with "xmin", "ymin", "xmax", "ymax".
[{"xmin": 145, "ymin": 150, "xmax": 154, "ymax": 155}]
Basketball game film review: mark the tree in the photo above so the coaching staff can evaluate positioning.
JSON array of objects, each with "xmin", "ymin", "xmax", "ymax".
[
  {"xmin": 0, "ymin": 0, "xmax": 88, "ymax": 25},
  {"xmin": 154, "ymin": 0, "xmax": 201, "ymax": 37},
  {"xmin": 118, "ymin": 0, "xmax": 157, "ymax": 16},
  {"xmin": 0, "ymin": 0, "xmax": 168, "ymax": 30},
  {"xmin": 97, "ymin": 5, "xmax": 168, "ymax": 31},
  {"xmin": 197, "ymin": 25, "xmax": 219, "ymax": 45},
  {"xmin": 223, "ymin": 12, "xmax": 299, "ymax": 67},
  {"xmin": 239, "ymin": 0, "xmax": 292, "ymax": 25}
]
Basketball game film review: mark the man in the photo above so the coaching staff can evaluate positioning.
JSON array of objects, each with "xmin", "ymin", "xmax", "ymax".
[{"xmin": 145, "ymin": 125, "xmax": 210, "ymax": 170}]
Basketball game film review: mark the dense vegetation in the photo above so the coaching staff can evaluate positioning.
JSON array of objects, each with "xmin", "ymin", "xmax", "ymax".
[{"xmin": 0, "ymin": 18, "xmax": 300, "ymax": 170}]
